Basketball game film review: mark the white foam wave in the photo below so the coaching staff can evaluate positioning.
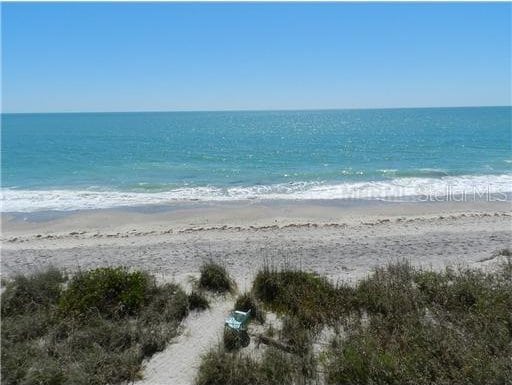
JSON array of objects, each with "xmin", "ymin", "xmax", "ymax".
[{"xmin": 2, "ymin": 174, "xmax": 512, "ymax": 212}]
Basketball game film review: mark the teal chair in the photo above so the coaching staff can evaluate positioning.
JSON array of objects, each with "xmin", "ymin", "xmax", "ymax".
[{"xmin": 225, "ymin": 309, "xmax": 251, "ymax": 331}]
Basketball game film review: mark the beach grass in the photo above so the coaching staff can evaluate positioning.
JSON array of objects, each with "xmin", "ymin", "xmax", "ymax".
[
  {"xmin": 196, "ymin": 345, "xmax": 297, "ymax": 385},
  {"xmin": 198, "ymin": 260, "xmax": 234, "ymax": 294},
  {"xmin": 3, "ymin": 259, "xmax": 510, "ymax": 385},
  {"xmin": 1, "ymin": 266, "xmax": 189, "ymax": 385},
  {"xmin": 188, "ymin": 290, "xmax": 211, "ymax": 311},
  {"xmin": 324, "ymin": 260, "xmax": 512, "ymax": 384},
  {"xmin": 196, "ymin": 260, "xmax": 512, "ymax": 385},
  {"xmin": 253, "ymin": 265, "xmax": 353, "ymax": 327}
]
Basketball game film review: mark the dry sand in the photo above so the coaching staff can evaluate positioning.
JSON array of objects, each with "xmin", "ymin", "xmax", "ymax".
[{"xmin": 2, "ymin": 199, "xmax": 511, "ymax": 384}]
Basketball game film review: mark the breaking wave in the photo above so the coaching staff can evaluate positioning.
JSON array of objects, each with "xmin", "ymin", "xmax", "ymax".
[{"xmin": 2, "ymin": 174, "xmax": 512, "ymax": 212}]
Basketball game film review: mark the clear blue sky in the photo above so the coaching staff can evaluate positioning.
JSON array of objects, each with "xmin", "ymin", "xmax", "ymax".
[{"xmin": 2, "ymin": 2, "xmax": 511, "ymax": 113}]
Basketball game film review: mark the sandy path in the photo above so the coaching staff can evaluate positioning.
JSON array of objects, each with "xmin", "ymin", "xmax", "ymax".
[{"xmin": 137, "ymin": 297, "xmax": 233, "ymax": 385}]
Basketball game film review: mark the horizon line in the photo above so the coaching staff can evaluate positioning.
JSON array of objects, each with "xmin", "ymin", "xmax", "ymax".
[{"xmin": 2, "ymin": 104, "xmax": 511, "ymax": 115}]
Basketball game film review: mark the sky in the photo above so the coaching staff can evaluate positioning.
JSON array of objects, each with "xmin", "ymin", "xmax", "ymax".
[{"xmin": 2, "ymin": 2, "xmax": 511, "ymax": 113}]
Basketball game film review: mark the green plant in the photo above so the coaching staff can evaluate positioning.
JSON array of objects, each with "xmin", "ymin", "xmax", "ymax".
[
  {"xmin": 1, "ymin": 267, "xmax": 190, "ymax": 385},
  {"xmin": 59, "ymin": 267, "xmax": 150, "ymax": 318},
  {"xmin": 222, "ymin": 323, "xmax": 250, "ymax": 351},
  {"xmin": 324, "ymin": 262, "xmax": 512, "ymax": 385},
  {"xmin": 1, "ymin": 266, "xmax": 66, "ymax": 317},
  {"xmin": 195, "ymin": 346, "xmax": 296, "ymax": 385},
  {"xmin": 198, "ymin": 261, "xmax": 233, "ymax": 293},
  {"xmin": 195, "ymin": 347, "xmax": 260, "ymax": 385},
  {"xmin": 279, "ymin": 316, "xmax": 314, "ymax": 353},
  {"xmin": 244, "ymin": 261, "xmax": 512, "ymax": 385},
  {"xmin": 252, "ymin": 266, "xmax": 349, "ymax": 326},
  {"xmin": 140, "ymin": 282, "xmax": 189, "ymax": 324},
  {"xmin": 189, "ymin": 290, "xmax": 210, "ymax": 311}
]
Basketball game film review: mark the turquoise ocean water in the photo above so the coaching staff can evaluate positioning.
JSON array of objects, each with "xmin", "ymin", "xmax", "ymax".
[{"xmin": 2, "ymin": 107, "xmax": 511, "ymax": 212}]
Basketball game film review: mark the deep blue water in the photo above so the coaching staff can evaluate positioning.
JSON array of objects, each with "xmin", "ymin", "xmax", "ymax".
[{"xmin": 2, "ymin": 107, "xmax": 511, "ymax": 211}]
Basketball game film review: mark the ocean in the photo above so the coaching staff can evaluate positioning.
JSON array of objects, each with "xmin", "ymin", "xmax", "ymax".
[{"xmin": 2, "ymin": 107, "xmax": 511, "ymax": 212}]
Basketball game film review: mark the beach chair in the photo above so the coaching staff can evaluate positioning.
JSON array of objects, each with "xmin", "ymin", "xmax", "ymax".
[
  {"xmin": 225, "ymin": 309, "xmax": 251, "ymax": 331},
  {"xmin": 225, "ymin": 309, "xmax": 252, "ymax": 347}
]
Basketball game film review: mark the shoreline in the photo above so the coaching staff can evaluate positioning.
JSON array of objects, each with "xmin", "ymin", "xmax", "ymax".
[
  {"xmin": 3, "ymin": 197, "xmax": 511, "ymax": 232},
  {"xmin": 1, "ymin": 199, "xmax": 510, "ymax": 246}
]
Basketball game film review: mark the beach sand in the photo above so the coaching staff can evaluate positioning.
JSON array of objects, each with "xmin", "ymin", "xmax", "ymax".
[{"xmin": 2, "ymin": 199, "xmax": 511, "ymax": 384}]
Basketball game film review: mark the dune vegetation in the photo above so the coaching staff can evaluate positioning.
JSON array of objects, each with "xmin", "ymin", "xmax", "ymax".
[
  {"xmin": 198, "ymin": 260, "xmax": 235, "ymax": 294},
  {"xmin": 196, "ymin": 259, "xmax": 512, "ymax": 385},
  {"xmin": 1, "ymin": 266, "xmax": 197, "ymax": 385},
  {"xmin": 2, "ymin": 259, "xmax": 510, "ymax": 385}
]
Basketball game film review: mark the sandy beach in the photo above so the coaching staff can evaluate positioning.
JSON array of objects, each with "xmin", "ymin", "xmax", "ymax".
[
  {"xmin": 3, "ymin": 199, "xmax": 511, "ymax": 283},
  {"xmin": 2, "ymin": 199, "xmax": 511, "ymax": 384}
]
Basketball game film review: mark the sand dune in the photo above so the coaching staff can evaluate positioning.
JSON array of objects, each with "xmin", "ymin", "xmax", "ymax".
[{"xmin": 2, "ymin": 200, "xmax": 511, "ymax": 384}]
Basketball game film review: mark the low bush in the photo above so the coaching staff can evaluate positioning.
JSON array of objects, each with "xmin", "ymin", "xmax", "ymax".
[
  {"xmin": 189, "ymin": 290, "xmax": 210, "ymax": 311},
  {"xmin": 195, "ymin": 346, "xmax": 296, "ymax": 385},
  {"xmin": 139, "ymin": 282, "xmax": 189, "ymax": 324},
  {"xmin": 279, "ymin": 316, "xmax": 315, "ymax": 353},
  {"xmin": 354, "ymin": 260, "xmax": 425, "ymax": 325},
  {"xmin": 198, "ymin": 261, "xmax": 234, "ymax": 293},
  {"xmin": 223, "ymin": 327, "xmax": 243, "ymax": 351},
  {"xmin": 195, "ymin": 347, "xmax": 259, "ymax": 385},
  {"xmin": 252, "ymin": 266, "xmax": 351, "ymax": 326},
  {"xmin": 237, "ymin": 261, "xmax": 512, "ymax": 385},
  {"xmin": 1, "ymin": 267, "xmax": 190, "ymax": 385},
  {"xmin": 324, "ymin": 261, "xmax": 512, "ymax": 385},
  {"xmin": 1, "ymin": 266, "xmax": 66, "ymax": 316},
  {"xmin": 59, "ymin": 267, "xmax": 150, "ymax": 318}
]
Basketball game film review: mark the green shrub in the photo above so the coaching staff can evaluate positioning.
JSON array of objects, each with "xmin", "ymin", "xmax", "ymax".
[
  {"xmin": 140, "ymin": 282, "xmax": 189, "ymax": 324},
  {"xmin": 1, "ymin": 267, "xmax": 189, "ymax": 385},
  {"xmin": 354, "ymin": 261, "xmax": 425, "ymax": 326},
  {"xmin": 279, "ymin": 316, "xmax": 314, "ymax": 353},
  {"xmin": 252, "ymin": 267, "xmax": 349, "ymax": 326},
  {"xmin": 234, "ymin": 292, "xmax": 265, "ymax": 324},
  {"xmin": 1, "ymin": 266, "xmax": 66, "ymax": 317},
  {"xmin": 198, "ymin": 261, "xmax": 233, "ymax": 293},
  {"xmin": 195, "ymin": 346, "xmax": 295, "ymax": 385},
  {"xmin": 189, "ymin": 290, "xmax": 210, "ymax": 311},
  {"xmin": 259, "ymin": 347, "xmax": 296, "ymax": 384},
  {"xmin": 324, "ymin": 262, "xmax": 512, "ymax": 385},
  {"xmin": 59, "ymin": 267, "xmax": 150, "ymax": 318},
  {"xmin": 195, "ymin": 347, "xmax": 260, "ymax": 385},
  {"xmin": 223, "ymin": 327, "xmax": 243, "ymax": 351},
  {"xmin": 200, "ymin": 262, "xmax": 512, "ymax": 385},
  {"xmin": 325, "ymin": 313, "xmax": 512, "ymax": 385},
  {"xmin": 245, "ymin": 262, "xmax": 512, "ymax": 384}
]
